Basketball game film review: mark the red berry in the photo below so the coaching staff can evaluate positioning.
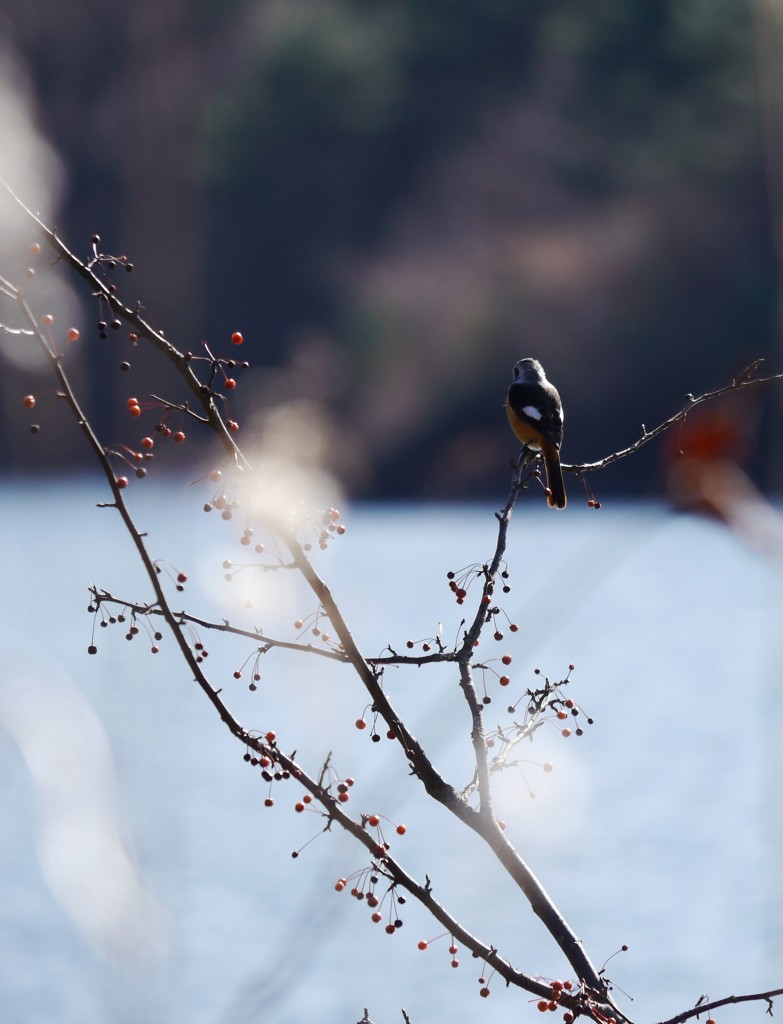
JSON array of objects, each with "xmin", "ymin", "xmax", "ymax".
[
  {"xmin": 177, "ymin": 572, "xmax": 188, "ymax": 583},
  {"xmin": 448, "ymin": 944, "xmax": 458, "ymax": 955},
  {"xmin": 371, "ymin": 912, "xmax": 382, "ymax": 923},
  {"xmin": 22, "ymin": 395, "xmax": 36, "ymax": 409},
  {"xmin": 141, "ymin": 437, "xmax": 154, "ymax": 449},
  {"xmin": 116, "ymin": 476, "xmax": 129, "ymax": 489},
  {"xmin": 228, "ymin": 420, "xmax": 240, "ymax": 432},
  {"xmin": 501, "ymin": 654, "xmax": 512, "ymax": 665},
  {"xmin": 355, "ymin": 719, "xmax": 367, "ymax": 730},
  {"xmin": 264, "ymin": 798, "xmax": 274, "ymax": 807},
  {"xmin": 368, "ymin": 814, "xmax": 380, "ymax": 827},
  {"xmin": 29, "ymin": 242, "xmax": 41, "ymax": 255},
  {"xmin": 67, "ymin": 328, "xmax": 80, "ymax": 342},
  {"xmin": 173, "ymin": 430, "xmax": 186, "ymax": 443},
  {"xmin": 385, "ymin": 924, "xmax": 396, "ymax": 934},
  {"xmin": 338, "ymin": 792, "xmax": 350, "ymax": 803},
  {"xmin": 396, "ymin": 824, "xmax": 406, "ymax": 835},
  {"xmin": 225, "ymin": 378, "xmax": 237, "ymax": 390},
  {"xmin": 499, "ymin": 675, "xmax": 511, "ymax": 686},
  {"xmin": 231, "ymin": 332, "xmax": 244, "ymax": 345},
  {"xmin": 509, "ymin": 623, "xmax": 519, "ymax": 632},
  {"xmin": 417, "ymin": 940, "xmax": 427, "ymax": 951},
  {"xmin": 557, "ymin": 710, "xmax": 568, "ymax": 720},
  {"xmin": 537, "ymin": 1001, "xmax": 549, "ymax": 1012},
  {"xmin": 561, "ymin": 728, "xmax": 571, "ymax": 738},
  {"xmin": 480, "ymin": 988, "xmax": 490, "ymax": 998},
  {"xmin": 129, "ymin": 405, "xmax": 141, "ymax": 417},
  {"xmin": 41, "ymin": 314, "xmax": 54, "ymax": 326}
]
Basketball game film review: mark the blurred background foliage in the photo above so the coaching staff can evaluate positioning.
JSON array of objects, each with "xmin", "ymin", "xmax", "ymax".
[{"xmin": 0, "ymin": 0, "xmax": 780, "ymax": 498}]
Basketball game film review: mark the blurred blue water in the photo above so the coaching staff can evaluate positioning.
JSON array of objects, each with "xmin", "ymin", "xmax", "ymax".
[{"xmin": 0, "ymin": 479, "xmax": 781, "ymax": 1024}]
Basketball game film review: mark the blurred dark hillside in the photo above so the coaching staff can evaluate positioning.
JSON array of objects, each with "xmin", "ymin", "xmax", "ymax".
[{"xmin": 0, "ymin": 0, "xmax": 780, "ymax": 499}]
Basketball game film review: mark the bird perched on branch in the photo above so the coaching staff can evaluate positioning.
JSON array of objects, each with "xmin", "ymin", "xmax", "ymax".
[{"xmin": 506, "ymin": 357, "xmax": 566, "ymax": 509}]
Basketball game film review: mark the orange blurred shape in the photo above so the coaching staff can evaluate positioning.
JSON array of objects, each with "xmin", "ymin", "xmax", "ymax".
[{"xmin": 664, "ymin": 397, "xmax": 783, "ymax": 555}]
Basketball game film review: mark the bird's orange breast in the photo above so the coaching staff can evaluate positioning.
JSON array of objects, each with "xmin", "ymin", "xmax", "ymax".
[{"xmin": 506, "ymin": 402, "xmax": 543, "ymax": 450}]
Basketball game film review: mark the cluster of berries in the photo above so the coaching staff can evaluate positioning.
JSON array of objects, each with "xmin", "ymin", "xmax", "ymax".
[
  {"xmin": 335, "ymin": 865, "xmax": 407, "ymax": 934},
  {"xmin": 446, "ymin": 564, "xmax": 511, "ymax": 606},
  {"xmin": 86, "ymin": 600, "xmax": 163, "ymax": 656},
  {"xmin": 535, "ymin": 978, "xmax": 575, "ymax": 1016}
]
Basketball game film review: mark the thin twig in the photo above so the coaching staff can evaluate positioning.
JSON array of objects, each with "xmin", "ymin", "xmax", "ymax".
[
  {"xmin": 89, "ymin": 588, "xmax": 350, "ymax": 662},
  {"xmin": 658, "ymin": 986, "xmax": 783, "ymax": 1024},
  {"xmin": 566, "ymin": 360, "xmax": 783, "ymax": 475}
]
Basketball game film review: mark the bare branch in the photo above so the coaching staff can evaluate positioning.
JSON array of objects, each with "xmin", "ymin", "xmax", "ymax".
[
  {"xmin": 88, "ymin": 588, "xmax": 350, "ymax": 663},
  {"xmin": 567, "ymin": 360, "xmax": 782, "ymax": 475},
  {"xmin": 659, "ymin": 987, "xmax": 783, "ymax": 1024}
]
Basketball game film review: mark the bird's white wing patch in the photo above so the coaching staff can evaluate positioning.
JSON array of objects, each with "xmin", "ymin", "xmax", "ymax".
[{"xmin": 522, "ymin": 404, "xmax": 543, "ymax": 421}]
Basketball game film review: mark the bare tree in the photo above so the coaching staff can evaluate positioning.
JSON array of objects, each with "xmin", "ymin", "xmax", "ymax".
[{"xmin": 1, "ymin": 179, "xmax": 781, "ymax": 1024}]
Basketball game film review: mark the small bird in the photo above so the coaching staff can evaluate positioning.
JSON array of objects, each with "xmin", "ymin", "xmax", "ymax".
[{"xmin": 506, "ymin": 358, "xmax": 566, "ymax": 509}]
